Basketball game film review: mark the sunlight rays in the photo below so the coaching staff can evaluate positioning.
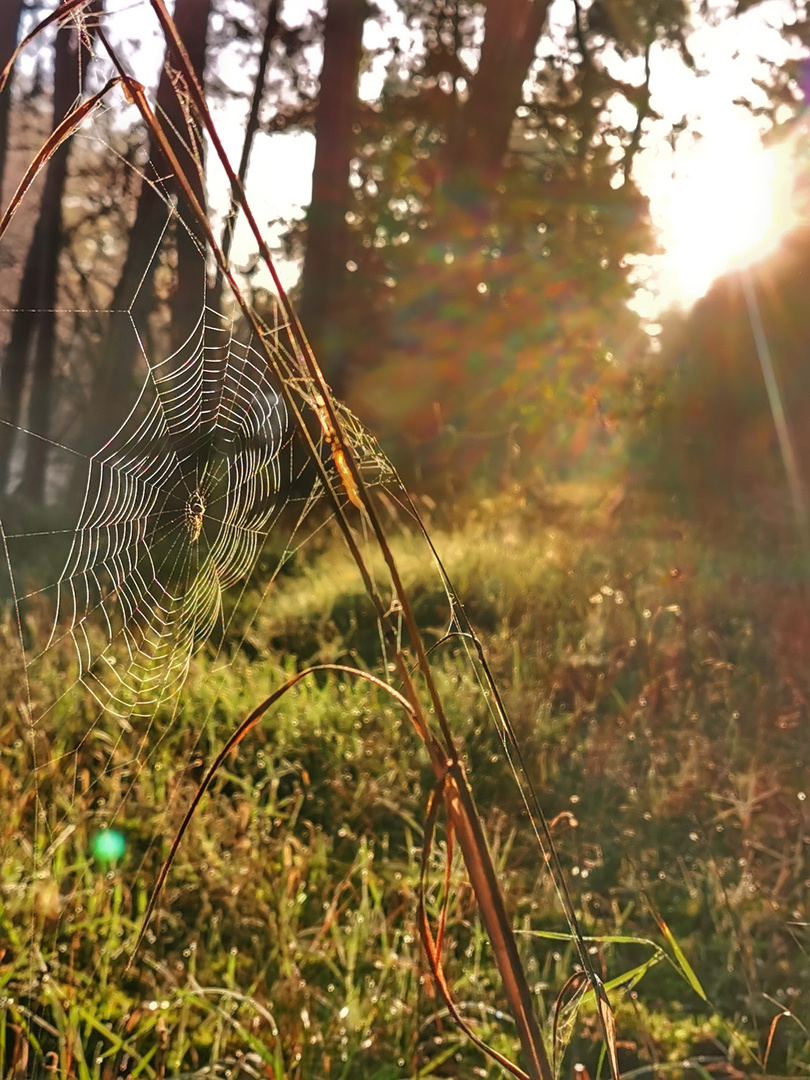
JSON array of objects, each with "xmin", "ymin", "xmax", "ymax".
[{"xmin": 655, "ymin": 129, "xmax": 797, "ymax": 308}]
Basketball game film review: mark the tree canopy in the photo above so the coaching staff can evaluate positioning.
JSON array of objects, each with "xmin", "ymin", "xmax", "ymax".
[{"xmin": 0, "ymin": 0, "xmax": 808, "ymax": 499}]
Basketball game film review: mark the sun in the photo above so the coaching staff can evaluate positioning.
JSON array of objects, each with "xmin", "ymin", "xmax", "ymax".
[{"xmin": 655, "ymin": 129, "xmax": 796, "ymax": 308}]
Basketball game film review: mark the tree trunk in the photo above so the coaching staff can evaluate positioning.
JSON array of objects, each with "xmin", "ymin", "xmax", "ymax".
[
  {"xmin": 0, "ymin": 2, "xmax": 96, "ymax": 499},
  {"xmin": 0, "ymin": 0, "xmax": 25, "ymax": 204},
  {"xmin": 211, "ymin": 0, "xmax": 280, "ymax": 320},
  {"xmin": 0, "ymin": 0, "xmax": 30, "ymax": 491},
  {"xmin": 298, "ymin": 0, "xmax": 367, "ymax": 396},
  {"xmin": 443, "ymin": 0, "xmax": 550, "ymax": 207},
  {"xmin": 92, "ymin": 0, "xmax": 211, "ymax": 449}
]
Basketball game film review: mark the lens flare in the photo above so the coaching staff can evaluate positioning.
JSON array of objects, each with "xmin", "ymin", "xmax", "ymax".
[{"xmin": 91, "ymin": 828, "xmax": 127, "ymax": 863}]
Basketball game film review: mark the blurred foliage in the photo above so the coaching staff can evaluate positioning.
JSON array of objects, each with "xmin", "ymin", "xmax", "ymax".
[
  {"xmin": 4, "ymin": 1, "xmax": 810, "ymax": 498},
  {"xmin": 280, "ymin": 0, "xmax": 703, "ymax": 485},
  {"xmin": 632, "ymin": 221, "xmax": 810, "ymax": 534}
]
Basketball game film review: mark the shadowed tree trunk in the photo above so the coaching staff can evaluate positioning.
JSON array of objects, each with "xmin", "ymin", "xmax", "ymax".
[
  {"xmin": 442, "ymin": 0, "xmax": 550, "ymax": 208},
  {"xmin": 211, "ymin": 0, "xmax": 280, "ymax": 320},
  {"xmin": 298, "ymin": 0, "xmax": 549, "ymax": 395},
  {"xmin": 0, "ymin": 1, "xmax": 97, "ymax": 499},
  {"xmin": 298, "ymin": 0, "xmax": 367, "ymax": 396},
  {"xmin": 0, "ymin": 0, "xmax": 25, "ymax": 204},
  {"xmin": 92, "ymin": 0, "xmax": 211, "ymax": 449}
]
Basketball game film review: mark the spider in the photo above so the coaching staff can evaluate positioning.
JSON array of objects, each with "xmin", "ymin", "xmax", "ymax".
[{"xmin": 186, "ymin": 489, "xmax": 206, "ymax": 543}]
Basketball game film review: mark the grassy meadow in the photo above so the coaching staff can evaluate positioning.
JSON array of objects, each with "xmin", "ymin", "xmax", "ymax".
[{"xmin": 1, "ymin": 482, "xmax": 808, "ymax": 1078}]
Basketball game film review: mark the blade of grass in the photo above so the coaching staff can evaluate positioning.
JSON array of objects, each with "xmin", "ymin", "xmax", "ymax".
[
  {"xmin": 0, "ymin": 79, "xmax": 123, "ymax": 244},
  {"xmin": 647, "ymin": 899, "xmax": 707, "ymax": 1001},
  {"xmin": 526, "ymin": 927, "xmax": 704, "ymax": 1006}
]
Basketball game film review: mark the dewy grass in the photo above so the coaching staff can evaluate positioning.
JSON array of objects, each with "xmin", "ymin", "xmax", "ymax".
[{"xmin": 2, "ymin": 494, "xmax": 809, "ymax": 1075}]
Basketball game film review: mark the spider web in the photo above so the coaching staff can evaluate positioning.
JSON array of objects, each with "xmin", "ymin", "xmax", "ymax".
[
  {"xmin": 8, "ymin": 303, "xmax": 291, "ymax": 719},
  {"xmin": 0, "ymin": 111, "xmax": 393, "ymax": 869},
  {"xmin": 1, "ymin": 279, "xmax": 389, "ymax": 764},
  {"xmin": 0, "ymin": 175, "xmax": 397, "ymax": 1067}
]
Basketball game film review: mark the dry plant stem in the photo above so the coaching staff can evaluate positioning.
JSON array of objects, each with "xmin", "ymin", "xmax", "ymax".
[
  {"xmin": 0, "ymin": 78, "xmax": 121, "ymax": 241},
  {"xmin": 420, "ymin": 778, "xmax": 531, "ymax": 1080},
  {"xmin": 411, "ymin": 502, "xmax": 621, "ymax": 1080},
  {"xmin": 133, "ymin": 17, "xmax": 551, "ymax": 1076},
  {"xmin": 25, "ymin": 9, "xmax": 552, "ymax": 1077},
  {"xmin": 442, "ymin": 764, "xmax": 548, "ymax": 1077},
  {"xmin": 0, "ymin": 0, "xmax": 92, "ymax": 89}
]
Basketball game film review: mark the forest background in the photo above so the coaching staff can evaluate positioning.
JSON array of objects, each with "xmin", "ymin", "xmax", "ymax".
[{"xmin": 2, "ymin": 0, "xmax": 810, "ymax": 1077}]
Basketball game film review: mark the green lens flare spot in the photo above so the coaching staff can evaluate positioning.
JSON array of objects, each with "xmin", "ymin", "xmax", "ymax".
[{"xmin": 91, "ymin": 828, "xmax": 126, "ymax": 863}]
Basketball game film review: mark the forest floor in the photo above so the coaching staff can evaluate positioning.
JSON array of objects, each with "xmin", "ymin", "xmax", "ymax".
[{"xmin": 1, "ymin": 482, "xmax": 808, "ymax": 1079}]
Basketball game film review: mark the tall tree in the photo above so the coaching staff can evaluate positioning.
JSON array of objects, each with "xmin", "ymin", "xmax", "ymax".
[
  {"xmin": 92, "ymin": 0, "xmax": 212, "ymax": 448},
  {"xmin": 0, "ymin": 0, "xmax": 98, "ymax": 499},
  {"xmin": 0, "ymin": 0, "xmax": 26, "ymax": 204},
  {"xmin": 297, "ymin": 0, "xmax": 368, "ymax": 394},
  {"xmin": 285, "ymin": 0, "xmax": 704, "ymax": 480},
  {"xmin": 442, "ymin": 0, "xmax": 550, "ymax": 203},
  {"xmin": 211, "ymin": 0, "xmax": 281, "ymax": 319}
]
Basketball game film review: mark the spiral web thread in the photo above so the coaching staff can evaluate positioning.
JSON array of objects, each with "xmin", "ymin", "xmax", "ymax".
[
  {"xmin": 2, "ymin": 283, "xmax": 393, "ymax": 760},
  {"xmin": 5, "ymin": 305, "xmax": 294, "ymax": 728},
  {"xmin": 47, "ymin": 306, "xmax": 289, "ymax": 717}
]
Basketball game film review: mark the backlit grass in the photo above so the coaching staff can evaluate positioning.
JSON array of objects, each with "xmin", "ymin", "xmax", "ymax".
[{"xmin": 1, "ymin": 490, "xmax": 808, "ymax": 1077}]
